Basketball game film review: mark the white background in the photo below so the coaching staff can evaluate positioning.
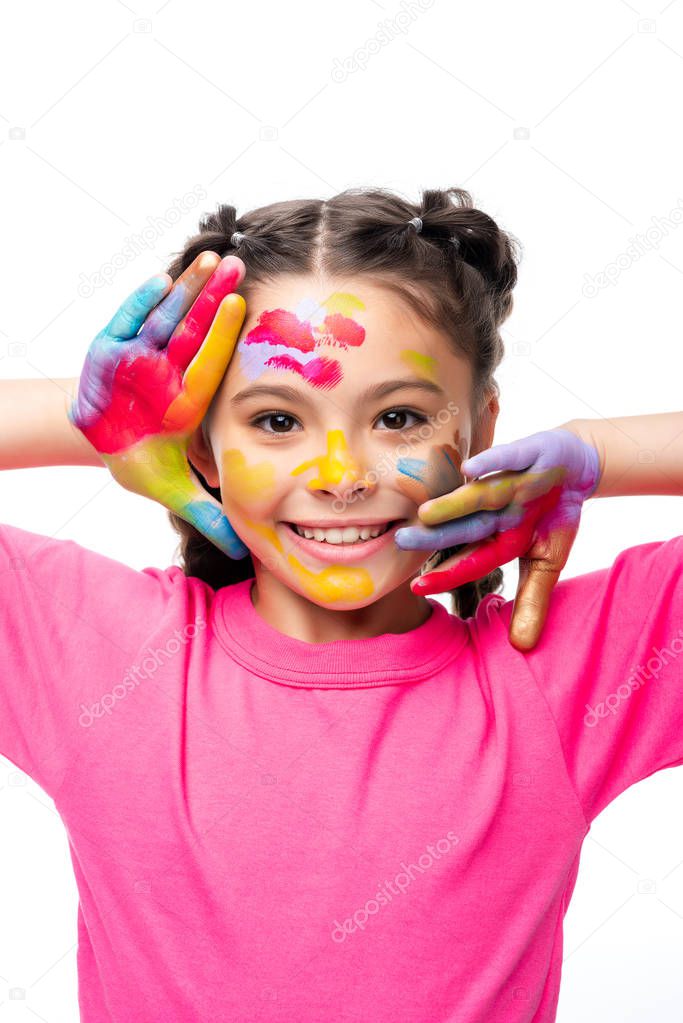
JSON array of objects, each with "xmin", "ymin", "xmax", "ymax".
[{"xmin": 1, "ymin": 0, "xmax": 682, "ymax": 1019}]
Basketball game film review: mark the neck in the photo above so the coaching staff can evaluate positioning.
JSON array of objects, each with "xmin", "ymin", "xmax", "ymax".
[{"xmin": 249, "ymin": 565, "xmax": 434, "ymax": 643}]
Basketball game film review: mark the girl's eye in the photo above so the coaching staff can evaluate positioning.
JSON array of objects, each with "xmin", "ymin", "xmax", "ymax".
[
  {"xmin": 250, "ymin": 412, "xmax": 302, "ymax": 435},
  {"xmin": 375, "ymin": 408, "xmax": 428, "ymax": 431},
  {"xmin": 250, "ymin": 407, "xmax": 428, "ymax": 436}
]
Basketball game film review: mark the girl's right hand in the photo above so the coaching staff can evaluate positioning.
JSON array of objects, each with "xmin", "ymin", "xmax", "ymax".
[{"xmin": 68, "ymin": 253, "xmax": 250, "ymax": 560}]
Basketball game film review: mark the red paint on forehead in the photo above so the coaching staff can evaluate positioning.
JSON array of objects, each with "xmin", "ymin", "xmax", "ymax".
[
  {"xmin": 265, "ymin": 354, "xmax": 343, "ymax": 390},
  {"xmin": 244, "ymin": 307, "xmax": 366, "ymax": 353},
  {"xmin": 240, "ymin": 301, "xmax": 367, "ymax": 391},
  {"xmin": 320, "ymin": 313, "xmax": 365, "ymax": 348},
  {"xmin": 244, "ymin": 309, "xmax": 316, "ymax": 352}
]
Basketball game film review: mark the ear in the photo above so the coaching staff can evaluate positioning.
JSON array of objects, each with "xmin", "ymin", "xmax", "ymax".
[{"xmin": 187, "ymin": 421, "xmax": 221, "ymax": 490}]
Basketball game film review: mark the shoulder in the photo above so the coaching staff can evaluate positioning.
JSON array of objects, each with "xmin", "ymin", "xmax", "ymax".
[
  {"xmin": 474, "ymin": 535, "xmax": 683, "ymax": 628},
  {"xmin": 0, "ymin": 521, "xmax": 224, "ymax": 645}
]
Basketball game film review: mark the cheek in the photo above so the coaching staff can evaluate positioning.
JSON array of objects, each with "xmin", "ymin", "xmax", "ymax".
[
  {"xmin": 220, "ymin": 448, "xmax": 279, "ymax": 517},
  {"xmin": 395, "ymin": 434, "xmax": 466, "ymax": 504}
]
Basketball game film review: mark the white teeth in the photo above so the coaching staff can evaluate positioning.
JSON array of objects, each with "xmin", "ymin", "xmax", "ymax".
[{"xmin": 292, "ymin": 522, "xmax": 391, "ymax": 544}]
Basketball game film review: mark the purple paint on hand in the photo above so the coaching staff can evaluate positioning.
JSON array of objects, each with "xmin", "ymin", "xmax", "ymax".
[{"xmin": 395, "ymin": 428, "xmax": 601, "ymax": 552}]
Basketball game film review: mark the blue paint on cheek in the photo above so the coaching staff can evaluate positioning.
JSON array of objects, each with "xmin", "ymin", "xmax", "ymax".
[
  {"xmin": 397, "ymin": 457, "xmax": 428, "ymax": 482},
  {"xmin": 182, "ymin": 498, "xmax": 250, "ymax": 560}
]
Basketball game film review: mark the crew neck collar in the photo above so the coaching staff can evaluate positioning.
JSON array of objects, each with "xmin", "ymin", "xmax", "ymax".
[{"xmin": 213, "ymin": 578, "xmax": 468, "ymax": 689}]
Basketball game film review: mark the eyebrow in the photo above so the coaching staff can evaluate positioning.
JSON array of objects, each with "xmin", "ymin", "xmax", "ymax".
[{"xmin": 231, "ymin": 377, "xmax": 447, "ymax": 407}]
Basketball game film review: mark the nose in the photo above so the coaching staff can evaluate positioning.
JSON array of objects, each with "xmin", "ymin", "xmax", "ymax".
[{"xmin": 291, "ymin": 429, "xmax": 376, "ymax": 500}]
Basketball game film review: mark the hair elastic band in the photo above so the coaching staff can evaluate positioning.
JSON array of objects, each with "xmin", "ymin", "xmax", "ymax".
[
  {"xmin": 407, "ymin": 216, "xmax": 423, "ymax": 233},
  {"xmin": 231, "ymin": 231, "xmax": 245, "ymax": 247}
]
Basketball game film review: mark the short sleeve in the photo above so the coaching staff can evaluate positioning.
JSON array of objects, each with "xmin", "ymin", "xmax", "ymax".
[
  {"xmin": 0, "ymin": 522, "xmax": 177, "ymax": 799},
  {"xmin": 498, "ymin": 536, "xmax": 683, "ymax": 823}
]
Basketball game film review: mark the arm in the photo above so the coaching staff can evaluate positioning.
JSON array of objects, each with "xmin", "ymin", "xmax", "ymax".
[
  {"xmin": 558, "ymin": 411, "xmax": 683, "ymax": 498},
  {"xmin": 0, "ymin": 377, "xmax": 104, "ymax": 470}
]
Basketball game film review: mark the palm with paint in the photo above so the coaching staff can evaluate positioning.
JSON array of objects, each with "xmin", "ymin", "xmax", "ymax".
[
  {"xmin": 395, "ymin": 428, "xmax": 602, "ymax": 650},
  {"xmin": 68, "ymin": 253, "xmax": 250, "ymax": 559}
]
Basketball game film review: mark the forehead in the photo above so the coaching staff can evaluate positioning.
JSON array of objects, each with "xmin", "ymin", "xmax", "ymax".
[
  {"xmin": 245, "ymin": 272, "xmax": 405, "ymax": 308},
  {"xmin": 226, "ymin": 273, "xmax": 472, "ymax": 397},
  {"xmin": 241, "ymin": 274, "xmax": 433, "ymax": 342}
]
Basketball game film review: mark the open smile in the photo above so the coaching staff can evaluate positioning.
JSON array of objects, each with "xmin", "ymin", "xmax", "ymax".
[{"xmin": 280, "ymin": 519, "xmax": 408, "ymax": 563}]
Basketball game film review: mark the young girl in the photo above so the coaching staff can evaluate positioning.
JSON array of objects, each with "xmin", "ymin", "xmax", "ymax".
[{"xmin": 1, "ymin": 186, "xmax": 681, "ymax": 1022}]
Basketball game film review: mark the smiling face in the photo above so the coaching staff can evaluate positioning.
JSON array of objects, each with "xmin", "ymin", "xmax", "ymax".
[{"xmin": 192, "ymin": 273, "xmax": 484, "ymax": 612}]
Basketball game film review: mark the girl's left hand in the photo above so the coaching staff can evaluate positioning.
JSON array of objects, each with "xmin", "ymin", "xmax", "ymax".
[{"xmin": 394, "ymin": 428, "xmax": 602, "ymax": 650}]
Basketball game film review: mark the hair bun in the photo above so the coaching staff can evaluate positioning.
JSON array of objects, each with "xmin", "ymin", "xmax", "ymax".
[{"xmin": 198, "ymin": 202, "xmax": 239, "ymax": 240}]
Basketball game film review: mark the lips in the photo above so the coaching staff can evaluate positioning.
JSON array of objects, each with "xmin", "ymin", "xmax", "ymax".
[{"xmin": 279, "ymin": 519, "xmax": 406, "ymax": 564}]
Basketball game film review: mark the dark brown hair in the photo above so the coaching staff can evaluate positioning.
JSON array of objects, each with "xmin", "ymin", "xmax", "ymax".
[{"xmin": 164, "ymin": 186, "xmax": 522, "ymax": 618}]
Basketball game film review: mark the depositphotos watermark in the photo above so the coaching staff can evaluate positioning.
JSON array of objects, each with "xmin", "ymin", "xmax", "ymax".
[
  {"xmin": 77, "ymin": 616, "xmax": 206, "ymax": 727},
  {"xmin": 331, "ymin": 399, "xmax": 461, "ymax": 514},
  {"xmin": 581, "ymin": 197, "xmax": 683, "ymax": 298},
  {"xmin": 331, "ymin": 0, "xmax": 436, "ymax": 82},
  {"xmin": 583, "ymin": 628, "xmax": 683, "ymax": 727},
  {"xmin": 331, "ymin": 829, "xmax": 460, "ymax": 942},
  {"xmin": 76, "ymin": 184, "xmax": 207, "ymax": 298}
]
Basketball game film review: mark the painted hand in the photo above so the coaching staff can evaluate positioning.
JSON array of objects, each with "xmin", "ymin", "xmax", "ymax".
[
  {"xmin": 394, "ymin": 428, "xmax": 602, "ymax": 650},
  {"xmin": 68, "ymin": 253, "xmax": 250, "ymax": 559}
]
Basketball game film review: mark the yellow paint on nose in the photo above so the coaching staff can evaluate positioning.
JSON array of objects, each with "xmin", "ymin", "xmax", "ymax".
[{"xmin": 290, "ymin": 429, "xmax": 365, "ymax": 491}]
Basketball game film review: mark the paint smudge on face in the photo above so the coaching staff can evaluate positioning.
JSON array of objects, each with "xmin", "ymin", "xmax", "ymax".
[
  {"xmin": 243, "ymin": 516, "xmax": 375, "ymax": 603},
  {"xmin": 221, "ymin": 449, "xmax": 276, "ymax": 501},
  {"xmin": 263, "ymin": 354, "xmax": 343, "ymax": 390},
  {"xmin": 288, "ymin": 558, "xmax": 374, "ymax": 602},
  {"xmin": 242, "ymin": 519, "xmax": 282, "ymax": 568},
  {"xmin": 291, "ymin": 429, "xmax": 368, "ymax": 492},
  {"xmin": 244, "ymin": 308, "xmax": 316, "ymax": 351},
  {"xmin": 399, "ymin": 349, "xmax": 438, "ymax": 383},
  {"xmin": 236, "ymin": 293, "xmax": 366, "ymax": 391},
  {"xmin": 396, "ymin": 431, "xmax": 466, "ymax": 505}
]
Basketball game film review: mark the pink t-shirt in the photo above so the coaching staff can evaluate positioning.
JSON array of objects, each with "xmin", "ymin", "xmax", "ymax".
[{"xmin": 1, "ymin": 522, "xmax": 682, "ymax": 1022}]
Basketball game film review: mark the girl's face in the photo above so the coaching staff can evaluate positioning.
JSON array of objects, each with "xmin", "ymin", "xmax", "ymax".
[{"xmin": 194, "ymin": 274, "xmax": 479, "ymax": 611}]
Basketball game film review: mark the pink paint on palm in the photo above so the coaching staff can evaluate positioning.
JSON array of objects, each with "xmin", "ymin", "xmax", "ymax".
[
  {"xmin": 73, "ymin": 261, "xmax": 244, "ymax": 455},
  {"xmin": 68, "ymin": 257, "xmax": 251, "ymax": 560}
]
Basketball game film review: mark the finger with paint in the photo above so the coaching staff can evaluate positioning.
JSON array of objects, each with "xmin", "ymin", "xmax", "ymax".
[
  {"xmin": 68, "ymin": 253, "xmax": 251, "ymax": 559},
  {"xmin": 395, "ymin": 428, "xmax": 602, "ymax": 650}
]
